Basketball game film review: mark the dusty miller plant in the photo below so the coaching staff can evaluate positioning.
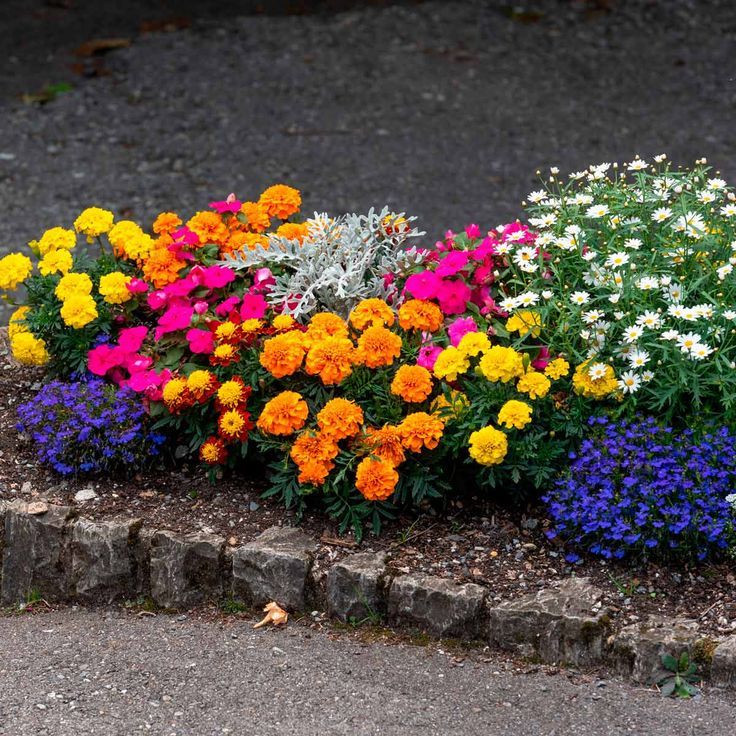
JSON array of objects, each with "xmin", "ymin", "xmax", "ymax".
[{"xmin": 221, "ymin": 207, "xmax": 426, "ymax": 319}]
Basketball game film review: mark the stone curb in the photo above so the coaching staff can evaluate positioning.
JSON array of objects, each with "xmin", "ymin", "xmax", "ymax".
[{"xmin": 1, "ymin": 501, "xmax": 734, "ymax": 690}]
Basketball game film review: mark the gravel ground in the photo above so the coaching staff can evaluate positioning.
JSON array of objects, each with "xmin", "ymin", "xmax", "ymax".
[
  {"xmin": 1, "ymin": 607, "xmax": 735, "ymax": 735},
  {"xmin": 1, "ymin": 0, "xmax": 735, "ymax": 287}
]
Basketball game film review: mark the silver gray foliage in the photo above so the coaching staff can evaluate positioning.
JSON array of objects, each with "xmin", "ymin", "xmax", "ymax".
[{"xmin": 221, "ymin": 207, "xmax": 426, "ymax": 319}]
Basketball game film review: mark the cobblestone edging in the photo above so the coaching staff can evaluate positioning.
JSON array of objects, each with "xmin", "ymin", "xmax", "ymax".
[{"xmin": 1, "ymin": 500, "xmax": 734, "ymax": 689}]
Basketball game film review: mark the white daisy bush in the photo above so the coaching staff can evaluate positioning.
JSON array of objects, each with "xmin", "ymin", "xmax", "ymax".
[{"xmin": 510, "ymin": 156, "xmax": 736, "ymax": 422}]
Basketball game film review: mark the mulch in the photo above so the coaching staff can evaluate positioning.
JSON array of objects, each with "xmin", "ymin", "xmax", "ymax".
[{"xmin": 0, "ymin": 330, "xmax": 734, "ymax": 638}]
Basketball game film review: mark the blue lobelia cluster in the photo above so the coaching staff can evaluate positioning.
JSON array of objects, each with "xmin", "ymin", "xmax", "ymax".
[
  {"xmin": 17, "ymin": 378, "xmax": 165, "ymax": 475},
  {"xmin": 544, "ymin": 416, "xmax": 736, "ymax": 562}
]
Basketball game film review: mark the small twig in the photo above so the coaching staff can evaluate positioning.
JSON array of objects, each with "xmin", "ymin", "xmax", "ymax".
[
  {"xmin": 320, "ymin": 535, "xmax": 358, "ymax": 549},
  {"xmin": 698, "ymin": 599, "xmax": 721, "ymax": 620},
  {"xmin": 136, "ymin": 610, "xmax": 157, "ymax": 618},
  {"xmin": 386, "ymin": 522, "xmax": 439, "ymax": 551}
]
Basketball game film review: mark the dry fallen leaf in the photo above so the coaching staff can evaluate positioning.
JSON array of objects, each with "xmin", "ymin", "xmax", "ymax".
[
  {"xmin": 74, "ymin": 38, "xmax": 131, "ymax": 57},
  {"xmin": 26, "ymin": 501, "xmax": 49, "ymax": 515},
  {"xmin": 253, "ymin": 602, "xmax": 288, "ymax": 629}
]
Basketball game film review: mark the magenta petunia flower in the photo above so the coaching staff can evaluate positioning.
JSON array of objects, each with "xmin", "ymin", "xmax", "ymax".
[
  {"xmin": 215, "ymin": 295, "xmax": 240, "ymax": 317},
  {"xmin": 240, "ymin": 293, "xmax": 268, "ymax": 320},
  {"xmin": 126, "ymin": 278, "xmax": 149, "ymax": 294},
  {"xmin": 465, "ymin": 223, "xmax": 481, "ymax": 239},
  {"xmin": 118, "ymin": 326, "xmax": 148, "ymax": 353},
  {"xmin": 436, "ymin": 279, "xmax": 472, "ymax": 315},
  {"xmin": 186, "ymin": 328, "xmax": 214, "ymax": 354},
  {"xmin": 209, "ymin": 193, "xmax": 242, "ymax": 214},
  {"xmin": 155, "ymin": 304, "xmax": 194, "ymax": 341},
  {"xmin": 405, "ymin": 270, "xmax": 442, "ymax": 301},
  {"xmin": 417, "ymin": 344, "xmax": 443, "ymax": 371},
  {"xmin": 435, "ymin": 251, "xmax": 470, "ymax": 277},
  {"xmin": 447, "ymin": 316, "xmax": 477, "ymax": 346},
  {"xmin": 202, "ymin": 265, "xmax": 236, "ymax": 290}
]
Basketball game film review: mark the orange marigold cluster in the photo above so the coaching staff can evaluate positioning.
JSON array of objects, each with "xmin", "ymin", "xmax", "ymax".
[
  {"xmin": 317, "ymin": 398, "xmax": 364, "ymax": 440},
  {"xmin": 289, "ymin": 430, "xmax": 340, "ymax": 486},
  {"xmin": 349, "ymin": 299, "xmax": 395, "ymax": 331},
  {"xmin": 390, "ymin": 365, "xmax": 433, "ymax": 403},
  {"xmin": 186, "ymin": 211, "xmax": 229, "ymax": 247},
  {"xmin": 355, "ymin": 457, "xmax": 399, "ymax": 502},
  {"xmin": 364, "ymin": 425, "xmax": 405, "ymax": 467},
  {"xmin": 276, "ymin": 222, "xmax": 310, "ymax": 242},
  {"xmin": 240, "ymin": 201, "xmax": 272, "ymax": 234},
  {"xmin": 305, "ymin": 336, "xmax": 356, "ymax": 385},
  {"xmin": 398, "ymin": 412, "xmax": 445, "ymax": 453},
  {"xmin": 258, "ymin": 184, "xmax": 302, "ymax": 220},
  {"xmin": 142, "ymin": 236, "xmax": 187, "ymax": 287},
  {"xmin": 356, "ymin": 326, "xmax": 402, "ymax": 368},
  {"xmin": 398, "ymin": 300, "xmax": 443, "ymax": 332},
  {"xmin": 257, "ymin": 391, "xmax": 309, "ymax": 436},
  {"xmin": 260, "ymin": 331, "xmax": 306, "ymax": 378},
  {"xmin": 304, "ymin": 312, "xmax": 349, "ymax": 345},
  {"xmin": 152, "ymin": 212, "xmax": 182, "ymax": 235}
]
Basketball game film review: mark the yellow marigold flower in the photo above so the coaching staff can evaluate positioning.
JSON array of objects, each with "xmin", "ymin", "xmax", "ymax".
[
  {"xmin": 199, "ymin": 437, "xmax": 227, "ymax": 465},
  {"xmin": 433, "ymin": 346, "xmax": 470, "ymax": 382},
  {"xmin": 479, "ymin": 346, "xmax": 524, "ymax": 383},
  {"xmin": 55, "ymin": 272, "xmax": 92, "ymax": 300},
  {"xmin": 391, "ymin": 364, "xmax": 433, "ymax": 403},
  {"xmin": 305, "ymin": 312, "xmax": 349, "ymax": 344},
  {"xmin": 272, "ymin": 314, "xmax": 296, "ymax": 331},
  {"xmin": 430, "ymin": 390, "xmax": 469, "ymax": 422},
  {"xmin": 8, "ymin": 306, "xmax": 30, "ymax": 339},
  {"xmin": 0, "ymin": 253, "xmax": 33, "ymax": 291},
  {"xmin": 259, "ymin": 184, "xmax": 302, "ymax": 220},
  {"xmin": 37, "ymin": 226, "xmax": 76, "ymax": 255},
  {"xmin": 74, "ymin": 207, "xmax": 114, "ymax": 241},
  {"xmin": 457, "ymin": 331, "xmax": 490, "ymax": 357},
  {"xmin": 162, "ymin": 377, "xmax": 190, "ymax": 413},
  {"xmin": 276, "ymin": 222, "xmax": 309, "ymax": 242},
  {"xmin": 257, "ymin": 391, "xmax": 309, "ymax": 436},
  {"xmin": 364, "ymin": 425, "xmax": 406, "ymax": 467},
  {"xmin": 108, "ymin": 220, "xmax": 144, "ymax": 257},
  {"xmin": 397, "ymin": 300, "xmax": 443, "ymax": 332},
  {"xmin": 152, "ymin": 212, "xmax": 182, "ymax": 235},
  {"xmin": 217, "ymin": 408, "xmax": 252, "ymax": 442},
  {"xmin": 349, "ymin": 298, "xmax": 396, "ymax": 331},
  {"xmin": 98, "ymin": 272, "xmax": 132, "ymax": 305},
  {"xmin": 10, "ymin": 331, "xmax": 49, "ymax": 366},
  {"xmin": 60, "ymin": 293, "xmax": 98, "ymax": 329},
  {"xmin": 187, "ymin": 211, "xmax": 229, "ymax": 246},
  {"xmin": 124, "ymin": 232, "xmax": 155, "ymax": 261},
  {"xmin": 572, "ymin": 361, "xmax": 618, "ymax": 400},
  {"xmin": 240, "ymin": 201, "xmax": 271, "ymax": 233},
  {"xmin": 215, "ymin": 321, "xmax": 238, "ymax": 342},
  {"xmin": 355, "ymin": 457, "xmax": 399, "ymax": 502},
  {"xmin": 217, "ymin": 379, "xmax": 249, "ymax": 410},
  {"xmin": 398, "ymin": 412, "xmax": 444, "ymax": 453},
  {"xmin": 186, "ymin": 370, "xmax": 218, "ymax": 402},
  {"xmin": 356, "ymin": 325, "xmax": 402, "ymax": 368},
  {"xmin": 317, "ymin": 398, "xmax": 364, "ymax": 440},
  {"xmin": 468, "ymin": 425, "xmax": 508, "ymax": 466},
  {"xmin": 241, "ymin": 318, "xmax": 263, "ymax": 333},
  {"xmin": 497, "ymin": 400, "xmax": 533, "ymax": 430},
  {"xmin": 305, "ymin": 336, "xmax": 355, "ymax": 385},
  {"xmin": 38, "ymin": 248, "xmax": 73, "ymax": 276},
  {"xmin": 506, "ymin": 310, "xmax": 542, "ymax": 337},
  {"xmin": 544, "ymin": 358, "xmax": 570, "ymax": 380},
  {"xmin": 260, "ymin": 332, "xmax": 306, "ymax": 378},
  {"xmin": 516, "ymin": 370, "xmax": 551, "ymax": 400}
]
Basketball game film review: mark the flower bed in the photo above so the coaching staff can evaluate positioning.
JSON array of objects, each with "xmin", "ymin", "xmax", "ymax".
[{"xmin": 1, "ymin": 159, "xmax": 736, "ymax": 565}]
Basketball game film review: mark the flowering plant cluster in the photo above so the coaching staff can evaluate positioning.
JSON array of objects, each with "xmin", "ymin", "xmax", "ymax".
[
  {"xmin": 16, "ymin": 378, "xmax": 165, "ymax": 475},
  {"xmin": 544, "ymin": 416, "xmax": 736, "ymax": 562}
]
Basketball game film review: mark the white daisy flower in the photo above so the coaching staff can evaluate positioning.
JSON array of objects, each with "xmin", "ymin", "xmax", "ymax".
[
  {"xmin": 660, "ymin": 329, "xmax": 681, "ymax": 341},
  {"xmin": 586, "ymin": 204, "xmax": 610, "ymax": 219},
  {"xmin": 668, "ymin": 304, "xmax": 687, "ymax": 319},
  {"xmin": 698, "ymin": 190, "xmax": 717, "ymax": 204},
  {"xmin": 541, "ymin": 289, "xmax": 554, "ymax": 300},
  {"xmin": 707, "ymin": 177, "xmax": 727, "ymax": 190},
  {"xmin": 636, "ymin": 310, "xmax": 662, "ymax": 329},
  {"xmin": 513, "ymin": 246, "xmax": 540, "ymax": 273},
  {"xmin": 588, "ymin": 362, "xmax": 608, "ymax": 380},
  {"xmin": 690, "ymin": 343, "xmax": 714, "ymax": 360},
  {"xmin": 680, "ymin": 307, "xmax": 698, "ymax": 322},
  {"xmin": 570, "ymin": 291, "xmax": 590, "ymax": 305},
  {"xmin": 582, "ymin": 310, "xmax": 605, "ymax": 324},
  {"xmin": 535, "ymin": 232, "xmax": 555, "ymax": 247},
  {"xmin": 555, "ymin": 235, "xmax": 577, "ymax": 251},
  {"xmin": 618, "ymin": 370, "xmax": 641, "ymax": 394},
  {"xmin": 499, "ymin": 296, "xmax": 521, "ymax": 311},
  {"xmin": 659, "ymin": 275, "xmax": 672, "ymax": 286},
  {"xmin": 693, "ymin": 304, "xmax": 714, "ymax": 319},
  {"xmin": 717, "ymin": 263, "xmax": 733, "ymax": 280},
  {"xmin": 581, "ymin": 251, "xmax": 597, "ymax": 262},
  {"xmin": 527, "ymin": 190, "xmax": 548, "ymax": 203},
  {"xmin": 622, "ymin": 325, "xmax": 644, "ymax": 343},
  {"xmin": 572, "ymin": 193, "xmax": 594, "ymax": 206},
  {"xmin": 624, "ymin": 238, "xmax": 642, "ymax": 250},
  {"xmin": 651, "ymin": 207, "xmax": 672, "ymax": 222},
  {"xmin": 666, "ymin": 283, "xmax": 683, "ymax": 302},
  {"xmin": 606, "ymin": 252, "xmax": 630, "ymax": 268},
  {"xmin": 676, "ymin": 332, "xmax": 702, "ymax": 353},
  {"xmin": 722, "ymin": 309, "xmax": 736, "ymax": 320},
  {"xmin": 653, "ymin": 154, "xmax": 667, "ymax": 163},
  {"xmin": 636, "ymin": 276, "xmax": 659, "ymax": 290},
  {"xmin": 642, "ymin": 370, "xmax": 655, "ymax": 382},
  {"xmin": 569, "ymin": 171, "xmax": 587, "ymax": 180},
  {"xmin": 528, "ymin": 213, "xmax": 557, "ymax": 229},
  {"xmin": 628, "ymin": 349, "xmax": 650, "ymax": 368},
  {"xmin": 517, "ymin": 291, "xmax": 540, "ymax": 306},
  {"xmin": 627, "ymin": 159, "xmax": 648, "ymax": 171},
  {"xmin": 608, "ymin": 293, "xmax": 621, "ymax": 304},
  {"xmin": 672, "ymin": 211, "xmax": 706, "ymax": 238},
  {"xmin": 720, "ymin": 203, "xmax": 736, "ymax": 218}
]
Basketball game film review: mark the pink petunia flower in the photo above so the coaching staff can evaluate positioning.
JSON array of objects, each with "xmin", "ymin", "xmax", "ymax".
[
  {"xmin": 186, "ymin": 328, "xmax": 214, "ymax": 354},
  {"xmin": 435, "ymin": 251, "xmax": 470, "ymax": 278},
  {"xmin": 209, "ymin": 193, "xmax": 242, "ymax": 214},
  {"xmin": 405, "ymin": 270, "xmax": 442, "ymax": 301},
  {"xmin": 155, "ymin": 304, "xmax": 194, "ymax": 341},
  {"xmin": 465, "ymin": 224, "xmax": 481, "ymax": 239},
  {"xmin": 126, "ymin": 278, "xmax": 149, "ymax": 294},
  {"xmin": 417, "ymin": 344, "xmax": 443, "ymax": 371},
  {"xmin": 202, "ymin": 265, "xmax": 236, "ymax": 290},
  {"xmin": 118, "ymin": 326, "xmax": 149, "ymax": 353},
  {"xmin": 448, "ymin": 317, "xmax": 477, "ymax": 346},
  {"xmin": 436, "ymin": 279, "xmax": 472, "ymax": 315},
  {"xmin": 215, "ymin": 295, "xmax": 240, "ymax": 317},
  {"xmin": 240, "ymin": 293, "xmax": 268, "ymax": 320}
]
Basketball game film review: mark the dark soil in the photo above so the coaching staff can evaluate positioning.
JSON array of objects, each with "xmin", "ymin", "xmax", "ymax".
[{"xmin": 1, "ymin": 329, "xmax": 734, "ymax": 638}]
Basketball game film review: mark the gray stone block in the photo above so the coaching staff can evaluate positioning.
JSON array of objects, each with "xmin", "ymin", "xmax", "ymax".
[
  {"xmin": 232, "ymin": 526, "xmax": 316, "ymax": 611},
  {"xmin": 1, "ymin": 504, "xmax": 74, "ymax": 604},
  {"xmin": 71, "ymin": 518, "xmax": 142, "ymax": 603},
  {"xmin": 388, "ymin": 573, "xmax": 486, "ymax": 638},
  {"xmin": 711, "ymin": 636, "xmax": 736, "ymax": 690},
  {"xmin": 612, "ymin": 617, "xmax": 716, "ymax": 684},
  {"xmin": 327, "ymin": 551, "xmax": 388, "ymax": 622},
  {"xmin": 150, "ymin": 530, "xmax": 225, "ymax": 609},
  {"xmin": 488, "ymin": 577, "xmax": 611, "ymax": 666}
]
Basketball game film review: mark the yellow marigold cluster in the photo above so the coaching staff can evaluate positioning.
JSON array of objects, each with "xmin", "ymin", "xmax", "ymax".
[
  {"xmin": 433, "ymin": 347, "xmax": 470, "ymax": 382},
  {"xmin": 544, "ymin": 358, "xmax": 570, "ymax": 380},
  {"xmin": 398, "ymin": 412, "xmax": 444, "ymax": 453},
  {"xmin": 10, "ymin": 331, "xmax": 49, "ymax": 366},
  {"xmin": 55, "ymin": 272, "xmax": 92, "ymax": 300},
  {"xmin": 391, "ymin": 365, "xmax": 433, "ymax": 403},
  {"xmin": 430, "ymin": 390, "xmax": 469, "ymax": 422},
  {"xmin": 38, "ymin": 249, "xmax": 72, "ymax": 276},
  {"xmin": 273, "ymin": 314, "xmax": 296, "ymax": 331},
  {"xmin": 305, "ymin": 336, "xmax": 355, "ymax": 385},
  {"xmin": 572, "ymin": 362, "xmax": 618, "ymax": 399},
  {"xmin": 98, "ymin": 272, "xmax": 132, "ymax": 305},
  {"xmin": 468, "ymin": 426, "xmax": 508, "ymax": 466},
  {"xmin": 73, "ymin": 207, "xmax": 114, "ymax": 241},
  {"xmin": 356, "ymin": 325, "xmax": 402, "ymax": 368},
  {"xmin": 186, "ymin": 370, "xmax": 218, "ymax": 402},
  {"xmin": 516, "ymin": 370, "xmax": 551, "ymax": 400},
  {"xmin": 258, "ymin": 184, "xmax": 302, "ymax": 220},
  {"xmin": 397, "ymin": 300, "xmax": 443, "ymax": 332},
  {"xmin": 60, "ymin": 293, "xmax": 98, "ymax": 329},
  {"xmin": 497, "ymin": 399, "xmax": 533, "ymax": 430},
  {"xmin": 260, "ymin": 331, "xmax": 306, "ymax": 378},
  {"xmin": 457, "ymin": 331, "xmax": 490, "ymax": 357},
  {"xmin": 8, "ymin": 306, "xmax": 30, "ymax": 339},
  {"xmin": 0, "ymin": 253, "xmax": 33, "ymax": 291},
  {"xmin": 506, "ymin": 310, "xmax": 541, "ymax": 337},
  {"xmin": 479, "ymin": 346, "xmax": 524, "ymax": 383},
  {"xmin": 36, "ymin": 227, "xmax": 76, "ymax": 256},
  {"xmin": 355, "ymin": 457, "xmax": 399, "ymax": 501},
  {"xmin": 317, "ymin": 398, "xmax": 364, "ymax": 440},
  {"xmin": 257, "ymin": 391, "xmax": 309, "ymax": 435},
  {"xmin": 349, "ymin": 299, "xmax": 395, "ymax": 331}
]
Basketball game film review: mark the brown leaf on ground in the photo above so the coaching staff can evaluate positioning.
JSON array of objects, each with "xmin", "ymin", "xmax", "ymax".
[
  {"xmin": 253, "ymin": 602, "xmax": 288, "ymax": 629},
  {"xmin": 74, "ymin": 38, "xmax": 131, "ymax": 57}
]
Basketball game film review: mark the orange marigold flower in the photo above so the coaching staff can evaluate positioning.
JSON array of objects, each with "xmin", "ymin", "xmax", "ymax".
[
  {"xmin": 305, "ymin": 336, "xmax": 355, "ymax": 385},
  {"xmin": 356, "ymin": 325, "xmax": 402, "ymax": 369},
  {"xmin": 219, "ymin": 230, "xmax": 249, "ymax": 257},
  {"xmin": 257, "ymin": 391, "xmax": 309, "ymax": 436},
  {"xmin": 398, "ymin": 412, "xmax": 445, "ymax": 453},
  {"xmin": 355, "ymin": 457, "xmax": 399, "ymax": 502},
  {"xmin": 215, "ymin": 377, "xmax": 251, "ymax": 412},
  {"xmin": 242, "ymin": 232, "xmax": 269, "ymax": 250},
  {"xmin": 210, "ymin": 343, "xmax": 240, "ymax": 367},
  {"xmin": 258, "ymin": 184, "xmax": 302, "ymax": 220},
  {"xmin": 199, "ymin": 436, "xmax": 228, "ymax": 465},
  {"xmin": 276, "ymin": 222, "xmax": 309, "ymax": 242},
  {"xmin": 152, "ymin": 212, "xmax": 182, "ymax": 235},
  {"xmin": 218, "ymin": 408, "xmax": 253, "ymax": 442},
  {"xmin": 240, "ymin": 201, "xmax": 271, "ymax": 233},
  {"xmin": 296, "ymin": 459, "xmax": 333, "ymax": 486},
  {"xmin": 398, "ymin": 300, "xmax": 444, "ymax": 332},
  {"xmin": 305, "ymin": 312, "xmax": 349, "ymax": 345},
  {"xmin": 162, "ymin": 377, "xmax": 192, "ymax": 414},
  {"xmin": 317, "ymin": 398, "xmax": 364, "ymax": 440},
  {"xmin": 142, "ymin": 243, "xmax": 186, "ymax": 287},
  {"xmin": 260, "ymin": 332, "xmax": 306, "ymax": 378},
  {"xmin": 186, "ymin": 211, "xmax": 229, "ymax": 247},
  {"xmin": 390, "ymin": 365, "xmax": 433, "ymax": 403},
  {"xmin": 290, "ymin": 430, "xmax": 340, "ymax": 482},
  {"xmin": 272, "ymin": 314, "xmax": 296, "ymax": 331},
  {"xmin": 349, "ymin": 298, "xmax": 395, "ymax": 331},
  {"xmin": 186, "ymin": 370, "xmax": 219, "ymax": 403},
  {"xmin": 364, "ymin": 425, "xmax": 405, "ymax": 467}
]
